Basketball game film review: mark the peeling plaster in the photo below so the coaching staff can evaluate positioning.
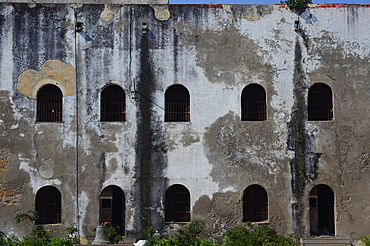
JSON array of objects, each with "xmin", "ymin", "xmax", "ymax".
[
  {"xmin": 100, "ymin": 4, "xmax": 121, "ymax": 22},
  {"xmin": 228, "ymin": 5, "xmax": 275, "ymax": 21},
  {"xmin": 17, "ymin": 60, "xmax": 75, "ymax": 99},
  {"xmin": 38, "ymin": 158, "xmax": 55, "ymax": 179},
  {"xmin": 150, "ymin": 4, "xmax": 170, "ymax": 21},
  {"xmin": 19, "ymin": 158, "xmax": 62, "ymax": 194},
  {"xmin": 78, "ymin": 191, "xmax": 90, "ymax": 238}
]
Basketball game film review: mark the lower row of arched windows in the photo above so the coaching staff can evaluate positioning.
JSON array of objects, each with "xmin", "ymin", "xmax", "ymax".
[{"xmin": 35, "ymin": 184, "xmax": 335, "ymax": 236}]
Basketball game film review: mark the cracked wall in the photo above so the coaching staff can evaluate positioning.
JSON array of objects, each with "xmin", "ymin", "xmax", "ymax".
[{"xmin": 1, "ymin": 2, "xmax": 370, "ymax": 243}]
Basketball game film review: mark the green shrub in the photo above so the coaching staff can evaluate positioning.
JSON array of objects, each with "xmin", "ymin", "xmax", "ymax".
[
  {"xmin": 0, "ymin": 231, "xmax": 19, "ymax": 246},
  {"xmin": 196, "ymin": 239, "xmax": 219, "ymax": 246},
  {"xmin": 145, "ymin": 219, "xmax": 214, "ymax": 246},
  {"xmin": 144, "ymin": 226, "xmax": 160, "ymax": 246},
  {"xmin": 174, "ymin": 219, "xmax": 207, "ymax": 246},
  {"xmin": 361, "ymin": 235, "xmax": 370, "ymax": 246},
  {"xmin": 0, "ymin": 211, "xmax": 80, "ymax": 246},
  {"xmin": 108, "ymin": 226, "xmax": 123, "ymax": 244},
  {"xmin": 223, "ymin": 223, "xmax": 299, "ymax": 246}
]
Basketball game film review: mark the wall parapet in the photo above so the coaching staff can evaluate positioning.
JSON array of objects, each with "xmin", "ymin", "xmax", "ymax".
[{"xmin": 0, "ymin": 0, "xmax": 168, "ymax": 4}]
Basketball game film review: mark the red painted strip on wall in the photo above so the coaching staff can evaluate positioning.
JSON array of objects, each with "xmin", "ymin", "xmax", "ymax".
[
  {"xmin": 199, "ymin": 4, "xmax": 224, "ymax": 9},
  {"xmin": 315, "ymin": 4, "xmax": 370, "ymax": 8},
  {"xmin": 316, "ymin": 4, "xmax": 347, "ymax": 8}
]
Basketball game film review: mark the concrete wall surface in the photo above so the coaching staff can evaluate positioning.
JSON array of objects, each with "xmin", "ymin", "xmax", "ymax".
[{"xmin": 1, "ymin": 2, "xmax": 370, "ymax": 243}]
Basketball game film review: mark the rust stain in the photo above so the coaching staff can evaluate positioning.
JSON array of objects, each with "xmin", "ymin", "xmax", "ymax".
[
  {"xmin": 79, "ymin": 236, "xmax": 88, "ymax": 245},
  {"xmin": 0, "ymin": 159, "xmax": 4, "ymax": 175},
  {"xmin": 17, "ymin": 60, "xmax": 76, "ymax": 99},
  {"xmin": 0, "ymin": 157, "xmax": 22, "ymax": 206}
]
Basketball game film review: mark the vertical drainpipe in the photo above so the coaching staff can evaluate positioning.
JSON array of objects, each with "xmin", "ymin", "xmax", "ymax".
[{"xmin": 74, "ymin": 9, "xmax": 80, "ymax": 235}]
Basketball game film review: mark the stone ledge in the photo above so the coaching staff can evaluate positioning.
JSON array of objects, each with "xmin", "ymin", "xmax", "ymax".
[{"xmin": 302, "ymin": 238, "xmax": 351, "ymax": 245}]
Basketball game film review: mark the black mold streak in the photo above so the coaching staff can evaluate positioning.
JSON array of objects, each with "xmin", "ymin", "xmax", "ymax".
[
  {"xmin": 289, "ymin": 37, "xmax": 308, "ymax": 236},
  {"xmin": 136, "ymin": 24, "xmax": 153, "ymax": 238}
]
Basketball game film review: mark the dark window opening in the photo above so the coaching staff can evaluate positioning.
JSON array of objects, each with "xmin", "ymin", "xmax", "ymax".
[
  {"xmin": 308, "ymin": 83, "xmax": 333, "ymax": 121},
  {"xmin": 165, "ymin": 85, "xmax": 190, "ymax": 122},
  {"xmin": 241, "ymin": 84, "xmax": 266, "ymax": 121},
  {"xmin": 102, "ymin": 199, "xmax": 111, "ymax": 208},
  {"xmin": 309, "ymin": 185, "xmax": 335, "ymax": 236},
  {"xmin": 101, "ymin": 85, "xmax": 126, "ymax": 122},
  {"xmin": 37, "ymin": 85, "xmax": 63, "ymax": 122},
  {"xmin": 99, "ymin": 186, "xmax": 126, "ymax": 235},
  {"xmin": 35, "ymin": 186, "xmax": 61, "ymax": 224},
  {"xmin": 243, "ymin": 185, "xmax": 268, "ymax": 222},
  {"xmin": 165, "ymin": 184, "xmax": 190, "ymax": 222}
]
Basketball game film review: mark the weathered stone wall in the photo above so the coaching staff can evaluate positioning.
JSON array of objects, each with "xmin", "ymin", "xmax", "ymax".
[{"xmin": 1, "ymin": 2, "xmax": 370, "ymax": 243}]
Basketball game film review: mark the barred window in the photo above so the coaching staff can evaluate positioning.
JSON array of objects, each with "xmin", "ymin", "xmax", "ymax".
[
  {"xmin": 37, "ymin": 85, "xmax": 63, "ymax": 122},
  {"xmin": 241, "ymin": 84, "xmax": 266, "ymax": 121},
  {"xmin": 165, "ymin": 184, "xmax": 190, "ymax": 222},
  {"xmin": 35, "ymin": 186, "xmax": 61, "ymax": 224},
  {"xmin": 308, "ymin": 83, "xmax": 333, "ymax": 121},
  {"xmin": 243, "ymin": 185, "xmax": 268, "ymax": 222},
  {"xmin": 101, "ymin": 85, "xmax": 126, "ymax": 122},
  {"xmin": 165, "ymin": 85, "xmax": 190, "ymax": 122}
]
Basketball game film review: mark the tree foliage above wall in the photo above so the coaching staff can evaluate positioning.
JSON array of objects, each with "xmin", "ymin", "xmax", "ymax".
[{"xmin": 280, "ymin": 0, "xmax": 312, "ymax": 11}]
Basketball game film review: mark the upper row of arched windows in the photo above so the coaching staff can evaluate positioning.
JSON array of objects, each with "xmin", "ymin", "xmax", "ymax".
[{"xmin": 36, "ymin": 83, "xmax": 333, "ymax": 122}]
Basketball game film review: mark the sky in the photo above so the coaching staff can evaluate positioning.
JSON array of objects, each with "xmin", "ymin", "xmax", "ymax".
[{"xmin": 170, "ymin": 0, "xmax": 369, "ymax": 4}]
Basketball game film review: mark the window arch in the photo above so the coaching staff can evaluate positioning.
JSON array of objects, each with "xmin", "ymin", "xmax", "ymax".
[
  {"xmin": 309, "ymin": 184, "xmax": 335, "ymax": 236},
  {"xmin": 308, "ymin": 83, "xmax": 333, "ymax": 121},
  {"xmin": 37, "ymin": 85, "xmax": 63, "ymax": 122},
  {"xmin": 165, "ymin": 85, "xmax": 190, "ymax": 122},
  {"xmin": 165, "ymin": 184, "xmax": 190, "ymax": 222},
  {"xmin": 241, "ymin": 84, "xmax": 266, "ymax": 121},
  {"xmin": 35, "ymin": 186, "xmax": 61, "ymax": 224},
  {"xmin": 243, "ymin": 185, "xmax": 268, "ymax": 222},
  {"xmin": 101, "ymin": 85, "xmax": 126, "ymax": 122},
  {"xmin": 100, "ymin": 186, "xmax": 126, "ymax": 235}
]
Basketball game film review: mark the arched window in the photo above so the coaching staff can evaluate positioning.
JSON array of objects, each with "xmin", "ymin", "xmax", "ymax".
[
  {"xmin": 241, "ymin": 84, "xmax": 266, "ymax": 121},
  {"xmin": 100, "ymin": 186, "xmax": 126, "ymax": 235},
  {"xmin": 165, "ymin": 85, "xmax": 190, "ymax": 122},
  {"xmin": 37, "ymin": 85, "xmax": 63, "ymax": 122},
  {"xmin": 243, "ymin": 185, "xmax": 268, "ymax": 222},
  {"xmin": 101, "ymin": 85, "xmax": 126, "ymax": 122},
  {"xmin": 165, "ymin": 184, "xmax": 190, "ymax": 222},
  {"xmin": 308, "ymin": 83, "xmax": 333, "ymax": 121},
  {"xmin": 309, "ymin": 184, "xmax": 335, "ymax": 236},
  {"xmin": 35, "ymin": 186, "xmax": 61, "ymax": 224}
]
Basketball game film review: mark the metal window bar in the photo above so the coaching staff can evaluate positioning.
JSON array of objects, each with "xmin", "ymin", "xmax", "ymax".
[
  {"xmin": 308, "ymin": 84, "xmax": 333, "ymax": 121},
  {"xmin": 243, "ymin": 185, "xmax": 268, "ymax": 222},
  {"xmin": 241, "ymin": 85, "xmax": 266, "ymax": 121},
  {"xmin": 36, "ymin": 186, "xmax": 61, "ymax": 224},
  {"xmin": 165, "ymin": 185, "xmax": 191, "ymax": 222},
  {"xmin": 165, "ymin": 85, "xmax": 190, "ymax": 122},
  {"xmin": 101, "ymin": 85, "xmax": 126, "ymax": 122},
  {"xmin": 37, "ymin": 85, "xmax": 62, "ymax": 122}
]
